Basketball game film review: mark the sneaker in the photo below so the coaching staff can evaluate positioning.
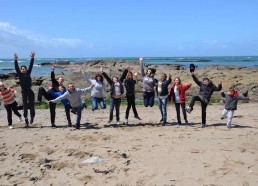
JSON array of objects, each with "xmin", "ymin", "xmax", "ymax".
[
  {"xmin": 162, "ymin": 120, "xmax": 167, "ymax": 126},
  {"xmin": 185, "ymin": 120, "xmax": 188, "ymax": 124},
  {"xmin": 25, "ymin": 118, "xmax": 29, "ymax": 127},
  {"xmin": 51, "ymin": 124, "xmax": 57, "ymax": 128},
  {"xmin": 9, "ymin": 125, "xmax": 13, "ymax": 129},
  {"xmin": 134, "ymin": 116, "xmax": 142, "ymax": 120},
  {"xmin": 68, "ymin": 123, "xmax": 72, "ymax": 127},
  {"xmin": 107, "ymin": 120, "xmax": 112, "ymax": 124},
  {"xmin": 220, "ymin": 116, "xmax": 225, "ymax": 120},
  {"xmin": 30, "ymin": 117, "xmax": 34, "ymax": 124},
  {"xmin": 18, "ymin": 117, "xmax": 23, "ymax": 122},
  {"xmin": 160, "ymin": 118, "xmax": 163, "ymax": 123},
  {"xmin": 227, "ymin": 125, "xmax": 231, "ymax": 129},
  {"xmin": 124, "ymin": 119, "xmax": 128, "ymax": 125},
  {"xmin": 201, "ymin": 123, "xmax": 206, "ymax": 128},
  {"xmin": 75, "ymin": 124, "xmax": 80, "ymax": 129},
  {"xmin": 186, "ymin": 107, "xmax": 192, "ymax": 114},
  {"xmin": 117, "ymin": 121, "xmax": 120, "ymax": 125}
]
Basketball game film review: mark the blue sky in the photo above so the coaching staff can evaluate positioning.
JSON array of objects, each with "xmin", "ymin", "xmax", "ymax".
[{"xmin": 0, "ymin": 0, "xmax": 258, "ymax": 58}]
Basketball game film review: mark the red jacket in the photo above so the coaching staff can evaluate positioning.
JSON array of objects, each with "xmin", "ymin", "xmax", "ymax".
[{"xmin": 168, "ymin": 83, "xmax": 191, "ymax": 103}]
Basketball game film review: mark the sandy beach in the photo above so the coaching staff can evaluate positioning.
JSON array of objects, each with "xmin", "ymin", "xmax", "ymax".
[{"xmin": 0, "ymin": 102, "xmax": 257, "ymax": 185}]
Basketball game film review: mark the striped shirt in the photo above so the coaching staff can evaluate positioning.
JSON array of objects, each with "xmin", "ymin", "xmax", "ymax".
[{"xmin": 0, "ymin": 88, "xmax": 16, "ymax": 105}]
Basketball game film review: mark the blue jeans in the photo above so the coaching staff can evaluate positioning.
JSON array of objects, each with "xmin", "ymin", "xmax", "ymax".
[
  {"xmin": 91, "ymin": 97, "xmax": 106, "ymax": 111},
  {"xmin": 158, "ymin": 97, "xmax": 167, "ymax": 121},
  {"xmin": 143, "ymin": 92, "xmax": 155, "ymax": 107},
  {"xmin": 109, "ymin": 97, "xmax": 121, "ymax": 121},
  {"xmin": 73, "ymin": 102, "xmax": 86, "ymax": 128}
]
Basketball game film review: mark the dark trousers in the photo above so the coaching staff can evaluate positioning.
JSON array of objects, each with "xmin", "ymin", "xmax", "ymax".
[
  {"xmin": 109, "ymin": 97, "xmax": 121, "ymax": 121},
  {"xmin": 21, "ymin": 89, "xmax": 35, "ymax": 119},
  {"xmin": 4, "ymin": 101, "xmax": 22, "ymax": 126},
  {"xmin": 143, "ymin": 92, "xmax": 155, "ymax": 107},
  {"xmin": 175, "ymin": 103, "xmax": 187, "ymax": 123},
  {"xmin": 64, "ymin": 104, "xmax": 72, "ymax": 125},
  {"xmin": 125, "ymin": 93, "xmax": 139, "ymax": 119},
  {"xmin": 38, "ymin": 87, "xmax": 57, "ymax": 125},
  {"xmin": 189, "ymin": 96, "xmax": 208, "ymax": 124}
]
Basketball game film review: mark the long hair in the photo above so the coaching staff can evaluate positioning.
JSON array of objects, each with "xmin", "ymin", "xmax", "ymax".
[
  {"xmin": 174, "ymin": 77, "xmax": 181, "ymax": 91},
  {"xmin": 95, "ymin": 74, "xmax": 104, "ymax": 82}
]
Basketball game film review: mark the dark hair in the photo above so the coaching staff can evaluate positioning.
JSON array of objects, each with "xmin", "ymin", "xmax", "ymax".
[
  {"xmin": 95, "ymin": 74, "xmax": 104, "ymax": 82},
  {"xmin": 162, "ymin": 73, "xmax": 167, "ymax": 79},
  {"xmin": 203, "ymin": 78, "xmax": 209, "ymax": 82},
  {"xmin": 20, "ymin": 65, "xmax": 27, "ymax": 70},
  {"xmin": 146, "ymin": 68, "xmax": 156, "ymax": 75}
]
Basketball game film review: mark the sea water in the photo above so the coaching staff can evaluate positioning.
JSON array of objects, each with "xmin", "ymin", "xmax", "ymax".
[{"xmin": 0, "ymin": 56, "xmax": 257, "ymax": 77}]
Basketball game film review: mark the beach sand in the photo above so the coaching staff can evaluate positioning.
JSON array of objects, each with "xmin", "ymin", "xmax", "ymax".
[{"xmin": 0, "ymin": 103, "xmax": 257, "ymax": 185}]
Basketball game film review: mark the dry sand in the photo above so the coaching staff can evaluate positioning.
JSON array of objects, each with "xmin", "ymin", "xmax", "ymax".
[{"xmin": 0, "ymin": 102, "xmax": 258, "ymax": 186}]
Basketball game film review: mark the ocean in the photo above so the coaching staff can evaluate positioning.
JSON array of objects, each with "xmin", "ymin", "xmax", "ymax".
[{"xmin": 0, "ymin": 56, "xmax": 258, "ymax": 77}]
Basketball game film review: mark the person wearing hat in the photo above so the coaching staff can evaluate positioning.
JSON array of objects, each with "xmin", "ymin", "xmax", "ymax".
[
  {"xmin": 14, "ymin": 52, "xmax": 35, "ymax": 127},
  {"xmin": 186, "ymin": 71, "xmax": 222, "ymax": 128},
  {"xmin": 0, "ymin": 82, "xmax": 22, "ymax": 129},
  {"xmin": 139, "ymin": 57, "xmax": 158, "ymax": 107},
  {"xmin": 220, "ymin": 87, "xmax": 252, "ymax": 128}
]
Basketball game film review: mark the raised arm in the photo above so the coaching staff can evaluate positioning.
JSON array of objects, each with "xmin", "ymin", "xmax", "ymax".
[
  {"xmin": 134, "ymin": 71, "xmax": 139, "ymax": 84},
  {"xmin": 77, "ymin": 86, "xmax": 93, "ymax": 94},
  {"xmin": 51, "ymin": 64, "xmax": 59, "ymax": 87},
  {"xmin": 81, "ymin": 68, "xmax": 94, "ymax": 84},
  {"xmin": 27, "ymin": 51, "xmax": 35, "ymax": 75},
  {"xmin": 14, "ymin": 53, "xmax": 21, "ymax": 75},
  {"xmin": 191, "ymin": 73, "xmax": 202, "ymax": 86},
  {"xmin": 139, "ymin": 57, "xmax": 145, "ymax": 77},
  {"xmin": 101, "ymin": 67, "xmax": 113, "ymax": 85},
  {"xmin": 120, "ymin": 68, "xmax": 128, "ymax": 82},
  {"xmin": 213, "ymin": 81, "xmax": 222, "ymax": 91}
]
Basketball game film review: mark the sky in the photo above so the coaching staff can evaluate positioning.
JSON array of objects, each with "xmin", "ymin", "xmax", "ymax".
[{"xmin": 0, "ymin": 0, "xmax": 258, "ymax": 58}]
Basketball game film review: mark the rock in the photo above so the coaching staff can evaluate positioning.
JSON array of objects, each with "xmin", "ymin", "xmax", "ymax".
[{"xmin": 0, "ymin": 73, "xmax": 17, "ymax": 80}]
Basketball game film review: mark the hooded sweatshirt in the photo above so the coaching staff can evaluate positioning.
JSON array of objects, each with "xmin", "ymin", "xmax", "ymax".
[{"xmin": 221, "ymin": 90, "xmax": 250, "ymax": 110}]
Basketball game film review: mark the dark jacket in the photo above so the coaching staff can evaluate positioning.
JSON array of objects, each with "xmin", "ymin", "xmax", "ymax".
[
  {"xmin": 157, "ymin": 78, "xmax": 171, "ymax": 97},
  {"xmin": 192, "ymin": 74, "xmax": 222, "ymax": 102},
  {"xmin": 102, "ymin": 69, "xmax": 128, "ymax": 96},
  {"xmin": 221, "ymin": 91, "xmax": 250, "ymax": 110},
  {"xmin": 14, "ymin": 58, "xmax": 34, "ymax": 90},
  {"xmin": 124, "ymin": 79, "xmax": 136, "ymax": 95}
]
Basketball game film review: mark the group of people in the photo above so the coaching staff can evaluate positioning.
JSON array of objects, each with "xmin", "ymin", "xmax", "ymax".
[{"xmin": 0, "ymin": 53, "xmax": 253, "ymax": 130}]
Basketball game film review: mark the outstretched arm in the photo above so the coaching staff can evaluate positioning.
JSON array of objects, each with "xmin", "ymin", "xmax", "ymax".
[
  {"xmin": 27, "ymin": 51, "xmax": 35, "ymax": 75},
  {"xmin": 237, "ymin": 96, "xmax": 251, "ymax": 101},
  {"xmin": 50, "ymin": 92, "xmax": 69, "ymax": 103},
  {"xmin": 14, "ymin": 53, "xmax": 21, "ymax": 75}
]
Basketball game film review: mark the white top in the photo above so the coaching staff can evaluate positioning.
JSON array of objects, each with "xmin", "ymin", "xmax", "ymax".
[{"xmin": 174, "ymin": 86, "xmax": 180, "ymax": 103}]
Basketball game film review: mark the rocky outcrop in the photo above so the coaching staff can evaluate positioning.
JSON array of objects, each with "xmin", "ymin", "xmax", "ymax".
[{"xmin": 1, "ymin": 60, "xmax": 258, "ymax": 109}]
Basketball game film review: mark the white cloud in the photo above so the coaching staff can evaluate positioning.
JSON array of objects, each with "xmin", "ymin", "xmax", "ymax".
[{"xmin": 0, "ymin": 21, "xmax": 83, "ymax": 47}]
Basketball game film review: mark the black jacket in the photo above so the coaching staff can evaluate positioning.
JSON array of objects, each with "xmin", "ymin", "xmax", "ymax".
[
  {"xmin": 102, "ymin": 69, "xmax": 128, "ymax": 96},
  {"xmin": 192, "ymin": 74, "xmax": 222, "ymax": 102},
  {"xmin": 15, "ymin": 58, "xmax": 34, "ymax": 90}
]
